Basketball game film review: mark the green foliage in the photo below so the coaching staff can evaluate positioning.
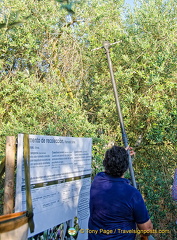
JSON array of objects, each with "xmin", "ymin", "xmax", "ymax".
[{"xmin": 134, "ymin": 144, "xmax": 177, "ymax": 238}]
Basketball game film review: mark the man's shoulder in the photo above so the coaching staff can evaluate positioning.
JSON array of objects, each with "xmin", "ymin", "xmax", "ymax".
[{"xmin": 122, "ymin": 182, "xmax": 143, "ymax": 200}]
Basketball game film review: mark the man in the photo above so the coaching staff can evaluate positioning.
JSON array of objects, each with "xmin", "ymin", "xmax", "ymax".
[
  {"xmin": 172, "ymin": 168, "xmax": 177, "ymax": 201},
  {"xmin": 88, "ymin": 146, "xmax": 153, "ymax": 240},
  {"xmin": 172, "ymin": 168, "xmax": 177, "ymax": 225}
]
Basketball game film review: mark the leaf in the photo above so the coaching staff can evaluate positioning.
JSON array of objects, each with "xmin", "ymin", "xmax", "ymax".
[
  {"xmin": 0, "ymin": 23, "xmax": 6, "ymax": 29},
  {"xmin": 60, "ymin": 4, "xmax": 75, "ymax": 14},
  {"xmin": 0, "ymin": 14, "xmax": 31, "ymax": 30},
  {"xmin": 55, "ymin": 0, "xmax": 68, "ymax": 2}
]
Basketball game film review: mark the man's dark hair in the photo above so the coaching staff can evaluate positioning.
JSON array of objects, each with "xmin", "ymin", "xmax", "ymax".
[{"xmin": 103, "ymin": 146, "xmax": 129, "ymax": 177}]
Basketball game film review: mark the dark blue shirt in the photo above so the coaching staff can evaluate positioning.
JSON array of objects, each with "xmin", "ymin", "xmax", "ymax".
[{"xmin": 88, "ymin": 172, "xmax": 150, "ymax": 240}]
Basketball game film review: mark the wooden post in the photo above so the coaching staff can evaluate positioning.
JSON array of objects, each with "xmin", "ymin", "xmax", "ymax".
[
  {"xmin": 0, "ymin": 157, "xmax": 5, "ymax": 179},
  {"xmin": 3, "ymin": 136, "xmax": 16, "ymax": 214}
]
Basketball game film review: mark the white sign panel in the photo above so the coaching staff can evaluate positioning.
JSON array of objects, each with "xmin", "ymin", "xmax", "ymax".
[{"xmin": 15, "ymin": 134, "xmax": 92, "ymax": 239}]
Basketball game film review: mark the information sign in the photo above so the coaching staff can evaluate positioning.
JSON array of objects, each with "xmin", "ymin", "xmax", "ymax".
[{"xmin": 15, "ymin": 134, "xmax": 92, "ymax": 239}]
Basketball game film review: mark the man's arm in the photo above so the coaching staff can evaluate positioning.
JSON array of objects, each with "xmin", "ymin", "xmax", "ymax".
[
  {"xmin": 137, "ymin": 219, "xmax": 153, "ymax": 239},
  {"xmin": 172, "ymin": 169, "xmax": 177, "ymax": 201}
]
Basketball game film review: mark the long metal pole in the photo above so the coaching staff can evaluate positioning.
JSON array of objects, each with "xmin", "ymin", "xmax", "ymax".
[
  {"xmin": 103, "ymin": 41, "xmax": 137, "ymax": 188},
  {"xmin": 95, "ymin": 41, "xmax": 155, "ymax": 240}
]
